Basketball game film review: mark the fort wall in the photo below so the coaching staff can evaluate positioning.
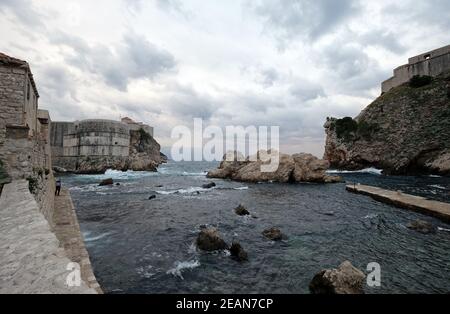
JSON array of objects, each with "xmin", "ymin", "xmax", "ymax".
[{"xmin": 382, "ymin": 45, "xmax": 450, "ymax": 93}]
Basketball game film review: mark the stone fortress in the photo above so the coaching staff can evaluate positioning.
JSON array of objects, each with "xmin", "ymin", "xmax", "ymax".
[
  {"xmin": 51, "ymin": 117, "xmax": 163, "ymax": 174},
  {"xmin": 382, "ymin": 45, "xmax": 450, "ymax": 93}
]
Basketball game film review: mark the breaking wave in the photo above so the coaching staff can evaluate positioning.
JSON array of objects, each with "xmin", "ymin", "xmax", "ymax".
[
  {"xmin": 166, "ymin": 260, "xmax": 201, "ymax": 279},
  {"xmin": 327, "ymin": 168, "xmax": 383, "ymax": 175}
]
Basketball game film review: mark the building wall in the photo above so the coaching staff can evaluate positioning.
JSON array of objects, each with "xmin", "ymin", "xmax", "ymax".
[
  {"xmin": 382, "ymin": 45, "xmax": 450, "ymax": 93},
  {"xmin": 23, "ymin": 72, "xmax": 38, "ymax": 137},
  {"xmin": 0, "ymin": 65, "xmax": 26, "ymax": 150},
  {"xmin": 0, "ymin": 63, "xmax": 54, "ymax": 223}
]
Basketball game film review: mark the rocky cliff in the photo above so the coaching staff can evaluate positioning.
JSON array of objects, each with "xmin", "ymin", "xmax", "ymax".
[{"xmin": 324, "ymin": 72, "xmax": 450, "ymax": 175}]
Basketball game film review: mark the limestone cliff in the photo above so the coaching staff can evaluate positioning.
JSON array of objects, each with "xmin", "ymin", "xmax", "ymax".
[{"xmin": 324, "ymin": 72, "xmax": 450, "ymax": 175}]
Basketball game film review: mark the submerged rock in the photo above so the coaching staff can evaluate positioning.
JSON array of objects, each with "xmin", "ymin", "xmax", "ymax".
[
  {"xmin": 262, "ymin": 227, "xmax": 285, "ymax": 241},
  {"xmin": 230, "ymin": 242, "xmax": 248, "ymax": 262},
  {"xmin": 202, "ymin": 182, "xmax": 216, "ymax": 189},
  {"xmin": 235, "ymin": 204, "xmax": 250, "ymax": 216},
  {"xmin": 99, "ymin": 178, "xmax": 114, "ymax": 186},
  {"xmin": 309, "ymin": 261, "xmax": 366, "ymax": 294},
  {"xmin": 196, "ymin": 228, "xmax": 228, "ymax": 251},
  {"xmin": 407, "ymin": 220, "xmax": 437, "ymax": 234}
]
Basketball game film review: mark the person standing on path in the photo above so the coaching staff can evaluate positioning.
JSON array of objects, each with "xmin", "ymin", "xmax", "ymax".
[{"xmin": 55, "ymin": 179, "xmax": 61, "ymax": 196}]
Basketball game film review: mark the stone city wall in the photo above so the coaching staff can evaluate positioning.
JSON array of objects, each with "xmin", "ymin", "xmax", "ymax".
[{"xmin": 382, "ymin": 45, "xmax": 450, "ymax": 93}]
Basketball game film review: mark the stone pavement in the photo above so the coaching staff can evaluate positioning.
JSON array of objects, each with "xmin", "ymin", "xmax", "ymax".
[
  {"xmin": 0, "ymin": 180, "xmax": 97, "ymax": 294},
  {"xmin": 53, "ymin": 188, "xmax": 103, "ymax": 293}
]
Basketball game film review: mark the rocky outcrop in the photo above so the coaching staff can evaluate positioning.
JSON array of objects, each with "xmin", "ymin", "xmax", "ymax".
[
  {"xmin": 99, "ymin": 178, "xmax": 114, "ymax": 186},
  {"xmin": 207, "ymin": 151, "xmax": 341, "ymax": 184},
  {"xmin": 196, "ymin": 227, "xmax": 228, "ymax": 251},
  {"xmin": 235, "ymin": 204, "xmax": 250, "ymax": 216},
  {"xmin": 230, "ymin": 242, "xmax": 248, "ymax": 262},
  {"xmin": 202, "ymin": 182, "xmax": 216, "ymax": 189},
  {"xmin": 324, "ymin": 72, "xmax": 450, "ymax": 175},
  {"xmin": 407, "ymin": 220, "xmax": 437, "ymax": 234},
  {"xmin": 262, "ymin": 227, "xmax": 286, "ymax": 241},
  {"xmin": 309, "ymin": 261, "xmax": 366, "ymax": 294},
  {"xmin": 127, "ymin": 129, "xmax": 167, "ymax": 172}
]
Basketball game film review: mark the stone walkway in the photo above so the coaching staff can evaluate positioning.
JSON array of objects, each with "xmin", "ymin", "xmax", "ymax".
[
  {"xmin": 53, "ymin": 188, "xmax": 103, "ymax": 293},
  {"xmin": 347, "ymin": 184, "xmax": 450, "ymax": 223},
  {"xmin": 0, "ymin": 180, "xmax": 96, "ymax": 293}
]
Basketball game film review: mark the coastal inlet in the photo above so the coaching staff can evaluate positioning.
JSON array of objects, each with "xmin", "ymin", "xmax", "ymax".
[{"xmin": 61, "ymin": 161, "xmax": 450, "ymax": 294}]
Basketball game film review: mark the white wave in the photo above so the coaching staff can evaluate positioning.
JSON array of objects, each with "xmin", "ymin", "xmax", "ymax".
[
  {"xmin": 327, "ymin": 167, "xmax": 383, "ymax": 175},
  {"xmin": 362, "ymin": 214, "xmax": 379, "ymax": 219},
  {"xmin": 156, "ymin": 186, "xmax": 213, "ymax": 195},
  {"xmin": 157, "ymin": 167, "xmax": 207, "ymax": 177},
  {"xmin": 234, "ymin": 186, "xmax": 249, "ymax": 191},
  {"xmin": 84, "ymin": 232, "xmax": 111, "ymax": 242},
  {"xmin": 429, "ymin": 184, "xmax": 446, "ymax": 190},
  {"xmin": 438, "ymin": 227, "xmax": 450, "ymax": 232},
  {"xmin": 166, "ymin": 260, "xmax": 200, "ymax": 279},
  {"xmin": 429, "ymin": 175, "xmax": 442, "ymax": 178}
]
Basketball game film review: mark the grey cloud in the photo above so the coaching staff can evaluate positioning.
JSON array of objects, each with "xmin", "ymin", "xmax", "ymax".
[
  {"xmin": 49, "ymin": 32, "xmax": 176, "ymax": 91},
  {"xmin": 251, "ymin": 0, "xmax": 360, "ymax": 42},
  {"xmin": 289, "ymin": 80, "xmax": 325, "ymax": 101},
  {"xmin": 359, "ymin": 30, "xmax": 405, "ymax": 54},
  {"xmin": 165, "ymin": 84, "xmax": 216, "ymax": 120},
  {"xmin": 37, "ymin": 65, "xmax": 78, "ymax": 101},
  {"xmin": 0, "ymin": 0, "xmax": 44, "ymax": 27},
  {"xmin": 319, "ymin": 42, "xmax": 386, "ymax": 94},
  {"xmin": 259, "ymin": 68, "xmax": 279, "ymax": 88}
]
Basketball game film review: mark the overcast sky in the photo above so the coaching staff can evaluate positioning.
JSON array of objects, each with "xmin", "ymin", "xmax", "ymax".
[{"xmin": 0, "ymin": 0, "xmax": 449, "ymax": 157}]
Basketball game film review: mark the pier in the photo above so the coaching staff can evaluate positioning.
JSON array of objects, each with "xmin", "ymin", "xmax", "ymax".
[{"xmin": 346, "ymin": 184, "xmax": 450, "ymax": 223}]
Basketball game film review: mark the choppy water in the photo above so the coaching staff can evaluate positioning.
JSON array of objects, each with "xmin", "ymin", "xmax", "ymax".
[{"xmin": 60, "ymin": 161, "xmax": 450, "ymax": 294}]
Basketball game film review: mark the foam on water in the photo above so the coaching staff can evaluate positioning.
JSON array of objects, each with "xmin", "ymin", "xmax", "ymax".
[
  {"xmin": 166, "ymin": 260, "xmax": 201, "ymax": 280},
  {"xmin": 327, "ymin": 167, "xmax": 383, "ymax": 175},
  {"xmin": 84, "ymin": 232, "xmax": 111, "ymax": 242},
  {"xmin": 429, "ymin": 184, "xmax": 446, "ymax": 190},
  {"xmin": 156, "ymin": 186, "xmax": 213, "ymax": 195}
]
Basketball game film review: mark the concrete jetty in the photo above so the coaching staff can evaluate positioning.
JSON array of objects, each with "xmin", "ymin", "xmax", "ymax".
[{"xmin": 346, "ymin": 184, "xmax": 450, "ymax": 223}]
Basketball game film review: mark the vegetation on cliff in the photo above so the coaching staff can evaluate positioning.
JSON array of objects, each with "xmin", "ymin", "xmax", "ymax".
[{"xmin": 324, "ymin": 72, "xmax": 450, "ymax": 175}]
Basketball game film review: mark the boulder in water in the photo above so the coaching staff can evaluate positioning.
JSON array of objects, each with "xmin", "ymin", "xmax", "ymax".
[
  {"xmin": 235, "ymin": 204, "xmax": 250, "ymax": 216},
  {"xmin": 99, "ymin": 178, "xmax": 114, "ymax": 186},
  {"xmin": 309, "ymin": 261, "xmax": 366, "ymax": 294},
  {"xmin": 148, "ymin": 194, "xmax": 157, "ymax": 200},
  {"xmin": 262, "ymin": 227, "xmax": 285, "ymax": 241},
  {"xmin": 202, "ymin": 182, "xmax": 216, "ymax": 189},
  {"xmin": 230, "ymin": 242, "xmax": 248, "ymax": 262},
  {"xmin": 407, "ymin": 220, "xmax": 437, "ymax": 234},
  {"xmin": 207, "ymin": 150, "xmax": 340, "ymax": 184},
  {"xmin": 196, "ymin": 228, "xmax": 228, "ymax": 251}
]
